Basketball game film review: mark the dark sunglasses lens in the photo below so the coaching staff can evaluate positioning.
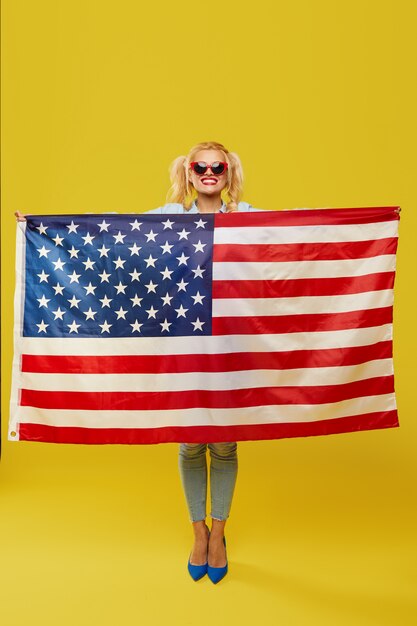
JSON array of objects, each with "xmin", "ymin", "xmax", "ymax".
[
  {"xmin": 194, "ymin": 162, "xmax": 208, "ymax": 175},
  {"xmin": 211, "ymin": 162, "xmax": 226, "ymax": 175}
]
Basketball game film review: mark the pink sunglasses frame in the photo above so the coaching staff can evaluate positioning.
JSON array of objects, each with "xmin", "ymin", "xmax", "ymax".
[{"xmin": 189, "ymin": 161, "xmax": 229, "ymax": 175}]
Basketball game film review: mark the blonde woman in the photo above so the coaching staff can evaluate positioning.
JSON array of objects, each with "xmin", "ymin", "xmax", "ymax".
[
  {"xmin": 14, "ymin": 140, "xmax": 259, "ymax": 584},
  {"xmin": 146, "ymin": 140, "xmax": 259, "ymax": 583}
]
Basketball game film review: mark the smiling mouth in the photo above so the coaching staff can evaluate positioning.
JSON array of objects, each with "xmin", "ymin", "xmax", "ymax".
[{"xmin": 201, "ymin": 178, "xmax": 218, "ymax": 185}]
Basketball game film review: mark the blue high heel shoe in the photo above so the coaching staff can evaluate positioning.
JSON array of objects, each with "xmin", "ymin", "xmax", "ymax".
[
  {"xmin": 187, "ymin": 524, "xmax": 210, "ymax": 581},
  {"xmin": 207, "ymin": 536, "xmax": 228, "ymax": 584}
]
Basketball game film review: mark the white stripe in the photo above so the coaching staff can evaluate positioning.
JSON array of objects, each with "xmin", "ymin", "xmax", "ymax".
[
  {"xmin": 13, "ymin": 393, "xmax": 397, "ymax": 429},
  {"xmin": 213, "ymin": 255, "xmax": 396, "ymax": 281},
  {"xmin": 212, "ymin": 290, "xmax": 393, "ymax": 317},
  {"xmin": 20, "ymin": 360, "xmax": 394, "ymax": 392},
  {"xmin": 16, "ymin": 324, "xmax": 393, "ymax": 356},
  {"xmin": 214, "ymin": 221, "xmax": 398, "ymax": 244}
]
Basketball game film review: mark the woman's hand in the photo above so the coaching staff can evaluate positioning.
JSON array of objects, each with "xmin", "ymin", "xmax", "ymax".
[{"xmin": 15, "ymin": 211, "xmax": 27, "ymax": 222}]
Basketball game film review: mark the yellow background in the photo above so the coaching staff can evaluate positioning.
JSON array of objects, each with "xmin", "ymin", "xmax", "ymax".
[{"xmin": 1, "ymin": 1, "xmax": 416, "ymax": 624}]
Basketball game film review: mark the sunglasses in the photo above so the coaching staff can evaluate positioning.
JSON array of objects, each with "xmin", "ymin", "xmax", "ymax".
[{"xmin": 189, "ymin": 161, "xmax": 229, "ymax": 176}]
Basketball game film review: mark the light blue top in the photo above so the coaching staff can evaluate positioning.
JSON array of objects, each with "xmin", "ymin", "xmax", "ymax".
[{"xmin": 146, "ymin": 199, "xmax": 261, "ymax": 214}]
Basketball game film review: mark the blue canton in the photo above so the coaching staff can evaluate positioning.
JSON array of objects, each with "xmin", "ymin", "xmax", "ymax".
[{"xmin": 23, "ymin": 214, "xmax": 214, "ymax": 337}]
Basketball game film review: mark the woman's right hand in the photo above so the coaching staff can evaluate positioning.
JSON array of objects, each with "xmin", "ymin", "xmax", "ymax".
[{"xmin": 15, "ymin": 211, "xmax": 27, "ymax": 222}]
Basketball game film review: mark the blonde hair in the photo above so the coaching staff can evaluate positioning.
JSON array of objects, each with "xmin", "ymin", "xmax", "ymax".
[{"xmin": 165, "ymin": 141, "xmax": 244, "ymax": 212}]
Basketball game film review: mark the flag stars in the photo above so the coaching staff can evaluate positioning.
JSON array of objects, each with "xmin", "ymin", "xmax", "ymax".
[
  {"xmin": 98, "ymin": 244, "xmax": 110, "ymax": 258},
  {"xmin": 68, "ymin": 295, "xmax": 81, "ymax": 308},
  {"xmin": 68, "ymin": 320, "xmax": 81, "ymax": 334},
  {"xmin": 84, "ymin": 282, "xmax": 97, "ymax": 295},
  {"xmin": 66, "ymin": 221, "xmax": 79, "ymax": 234},
  {"xmin": 100, "ymin": 295, "xmax": 113, "ymax": 308},
  {"xmin": 176, "ymin": 252, "xmax": 189, "ymax": 266},
  {"xmin": 128, "ymin": 243, "xmax": 141, "ymax": 256},
  {"xmin": 160, "ymin": 241, "xmax": 173, "ymax": 254},
  {"xmin": 82, "ymin": 257, "xmax": 96, "ymax": 271},
  {"xmin": 129, "ymin": 268, "xmax": 142, "ymax": 281},
  {"xmin": 99, "ymin": 321, "xmax": 112, "ymax": 334},
  {"xmin": 193, "ymin": 240, "xmax": 206, "ymax": 253},
  {"xmin": 52, "ymin": 307, "xmax": 66, "ymax": 320},
  {"xmin": 84, "ymin": 307, "xmax": 97, "ymax": 320},
  {"xmin": 98, "ymin": 219, "xmax": 110, "ymax": 232},
  {"xmin": 162, "ymin": 218, "xmax": 174, "ymax": 230},
  {"xmin": 191, "ymin": 265, "xmax": 206, "ymax": 279},
  {"xmin": 144, "ymin": 254, "xmax": 157, "ymax": 268},
  {"xmin": 146, "ymin": 306, "xmax": 158, "ymax": 319},
  {"xmin": 98, "ymin": 270, "xmax": 111, "ymax": 283},
  {"xmin": 130, "ymin": 320, "xmax": 143, "ymax": 332},
  {"xmin": 129, "ymin": 219, "xmax": 142, "ymax": 231},
  {"xmin": 160, "ymin": 267, "xmax": 173, "ymax": 280},
  {"xmin": 68, "ymin": 246, "xmax": 80, "ymax": 259},
  {"xmin": 161, "ymin": 292, "xmax": 173, "ymax": 306},
  {"xmin": 82, "ymin": 232, "xmax": 95, "ymax": 246},
  {"xmin": 37, "ymin": 295, "xmax": 50, "ymax": 308},
  {"xmin": 114, "ymin": 282, "xmax": 127, "ymax": 294},
  {"xmin": 37, "ymin": 270, "xmax": 49, "ymax": 283},
  {"xmin": 52, "ymin": 282, "xmax": 64, "ymax": 296},
  {"xmin": 160, "ymin": 319, "xmax": 172, "ymax": 332},
  {"xmin": 113, "ymin": 231, "xmax": 126, "ymax": 244},
  {"xmin": 191, "ymin": 318, "xmax": 205, "ymax": 332},
  {"xmin": 36, "ymin": 320, "xmax": 49, "ymax": 333},
  {"xmin": 178, "ymin": 228, "xmax": 190, "ymax": 240},
  {"xmin": 37, "ymin": 245, "xmax": 51, "ymax": 258},
  {"xmin": 115, "ymin": 307, "xmax": 128, "ymax": 320},
  {"xmin": 145, "ymin": 230, "xmax": 157, "ymax": 242},
  {"xmin": 145, "ymin": 280, "xmax": 158, "ymax": 294},
  {"xmin": 52, "ymin": 258, "xmax": 66, "ymax": 271},
  {"xmin": 68, "ymin": 270, "xmax": 81, "ymax": 283},
  {"xmin": 113, "ymin": 256, "xmax": 126, "ymax": 269},
  {"xmin": 191, "ymin": 291, "xmax": 205, "ymax": 305},
  {"xmin": 36, "ymin": 223, "xmax": 48, "ymax": 235},
  {"xmin": 176, "ymin": 278, "xmax": 188, "ymax": 292},
  {"xmin": 194, "ymin": 218, "xmax": 207, "ymax": 229},
  {"xmin": 52, "ymin": 234, "xmax": 64, "ymax": 246},
  {"xmin": 175, "ymin": 304, "xmax": 188, "ymax": 318},
  {"xmin": 130, "ymin": 294, "xmax": 143, "ymax": 307}
]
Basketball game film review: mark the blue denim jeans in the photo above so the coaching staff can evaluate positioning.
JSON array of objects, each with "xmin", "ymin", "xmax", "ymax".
[{"xmin": 178, "ymin": 442, "xmax": 238, "ymax": 522}]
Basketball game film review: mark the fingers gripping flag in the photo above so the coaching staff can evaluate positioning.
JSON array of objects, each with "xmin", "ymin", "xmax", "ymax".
[{"xmin": 9, "ymin": 207, "xmax": 400, "ymax": 444}]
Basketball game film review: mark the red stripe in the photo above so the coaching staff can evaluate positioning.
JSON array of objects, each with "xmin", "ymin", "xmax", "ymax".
[
  {"xmin": 214, "ymin": 207, "xmax": 400, "ymax": 228},
  {"xmin": 212, "ymin": 272, "xmax": 395, "ymax": 298},
  {"xmin": 213, "ymin": 238, "xmax": 398, "ymax": 262},
  {"xmin": 17, "ymin": 410, "xmax": 399, "ymax": 444},
  {"xmin": 20, "ymin": 376, "xmax": 394, "ymax": 410},
  {"xmin": 212, "ymin": 307, "xmax": 393, "ymax": 335},
  {"xmin": 21, "ymin": 341, "xmax": 393, "ymax": 374}
]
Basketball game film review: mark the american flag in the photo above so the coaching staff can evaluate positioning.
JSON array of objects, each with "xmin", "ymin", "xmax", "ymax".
[{"xmin": 9, "ymin": 206, "xmax": 400, "ymax": 444}]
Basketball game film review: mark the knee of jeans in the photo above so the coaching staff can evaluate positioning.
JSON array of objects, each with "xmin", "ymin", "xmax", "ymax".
[
  {"xmin": 208, "ymin": 441, "xmax": 237, "ymax": 459},
  {"xmin": 179, "ymin": 443, "xmax": 207, "ymax": 458}
]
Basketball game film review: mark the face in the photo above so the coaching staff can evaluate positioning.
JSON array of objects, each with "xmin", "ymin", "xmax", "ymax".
[{"xmin": 188, "ymin": 149, "xmax": 229, "ymax": 195}]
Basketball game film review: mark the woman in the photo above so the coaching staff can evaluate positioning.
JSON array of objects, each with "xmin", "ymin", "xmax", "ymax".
[{"xmin": 15, "ymin": 140, "xmax": 258, "ymax": 585}]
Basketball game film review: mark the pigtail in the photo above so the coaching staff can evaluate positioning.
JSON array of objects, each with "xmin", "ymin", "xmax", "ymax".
[
  {"xmin": 165, "ymin": 155, "xmax": 195, "ymax": 208},
  {"xmin": 223, "ymin": 151, "xmax": 244, "ymax": 212}
]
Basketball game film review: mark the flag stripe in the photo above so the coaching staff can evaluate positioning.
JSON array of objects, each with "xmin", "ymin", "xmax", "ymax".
[
  {"xmin": 213, "ymin": 238, "xmax": 398, "ymax": 262},
  {"xmin": 214, "ymin": 222, "xmax": 398, "ymax": 245},
  {"xmin": 15, "ymin": 409, "xmax": 399, "ymax": 444},
  {"xmin": 212, "ymin": 307, "xmax": 393, "ymax": 335},
  {"xmin": 20, "ymin": 360, "xmax": 393, "ymax": 392},
  {"xmin": 213, "ymin": 256, "xmax": 396, "ymax": 280},
  {"xmin": 18, "ymin": 324, "xmax": 393, "ymax": 356},
  {"xmin": 16, "ymin": 392, "xmax": 397, "ymax": 427},
  {"xmin": 213, "ymin": 272, "xmax": 395, "ymax": 298},
  {"xmin": 212, "ymin": 290, "xmax": 393, "ymax": 317},
  {"xmin": 21, "ymin": 340, "xmax": 393, "ymax": 374},
  {"xmin": 21, "ymin": 375, "xmax": 394, "ymax": 410},
  {"xmin": 214, "ymin": 207, "xmax": 400, "ymax": 228}
]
